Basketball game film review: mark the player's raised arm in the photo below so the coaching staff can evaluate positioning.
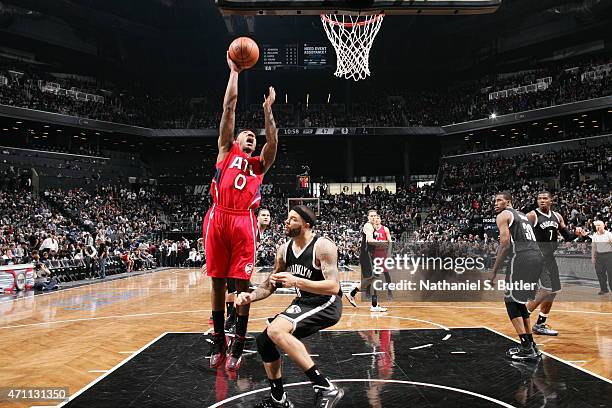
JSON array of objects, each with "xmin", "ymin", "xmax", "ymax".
[
  {"xmin": 260, "ymin": 86, "xmax": 278, "ymax": 174},
  {"xmin": 217, "ymin": 53, "xmax": 242, "ymax": 163}
]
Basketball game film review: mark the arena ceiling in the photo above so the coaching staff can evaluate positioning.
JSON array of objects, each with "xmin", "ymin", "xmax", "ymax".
[{"xmin": 0, "ymin": 0, "xmax": 610, "ymax": 91}]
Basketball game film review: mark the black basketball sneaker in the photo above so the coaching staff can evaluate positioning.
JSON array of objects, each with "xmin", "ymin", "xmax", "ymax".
[
  {"xmin": 314, "ymin": 382, "xmax": 344, "ymax": 408},
  {"xmin": 506, "ymin": 344, "xmax": 541, "ymax": 360},
  {"xmin": 254, "ymin": 393, "xmax": 295, "ymax": 408}
]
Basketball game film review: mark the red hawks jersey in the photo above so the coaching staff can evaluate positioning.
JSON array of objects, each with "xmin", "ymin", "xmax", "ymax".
[
  {"xmin": 374, "ymin": 225, "xmax": 389, "ymax": 241},
  {"xmin": 373, "ymin": 225, "xmax": 389, "ymax": 257},
  {"xmin": 210, "ymin": 142, "xmax": 264, "ymax": 209}
]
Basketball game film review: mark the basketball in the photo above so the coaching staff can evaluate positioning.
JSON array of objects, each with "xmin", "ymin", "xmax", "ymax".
[{"xmin": 228, "ymin": 37, "xmax": 259, "ymax": 70}]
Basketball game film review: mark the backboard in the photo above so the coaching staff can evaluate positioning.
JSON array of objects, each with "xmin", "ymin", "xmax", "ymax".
[{"xmin": 216, "ymin": 0, "xmax": 502, "ymax": 16}]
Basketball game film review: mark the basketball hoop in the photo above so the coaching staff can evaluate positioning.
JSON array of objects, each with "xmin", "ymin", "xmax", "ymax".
[{"xmin": 321, "ymin": 13, "xmax": 384, "ymax": 81}]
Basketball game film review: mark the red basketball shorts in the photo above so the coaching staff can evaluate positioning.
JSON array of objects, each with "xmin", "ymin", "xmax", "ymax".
[{"xmin": 203, "ymin": 204, "xmax": 257, "ymax": 280}]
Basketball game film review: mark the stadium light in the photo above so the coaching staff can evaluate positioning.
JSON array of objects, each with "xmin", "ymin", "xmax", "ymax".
[
  {"xmin": 489, "ymin": 113, "xmax": 497, "ymax": 119},
  {"xmin": 285, "ymin": 94, "xmax": 288, "ymax": 104},
  {"xmin": 327, "ymin": 93, "xmax": 331, "ymax": 103},
  {"xmin": 15, "ymin": 121, "xmax": 21, "ymax": 124}
]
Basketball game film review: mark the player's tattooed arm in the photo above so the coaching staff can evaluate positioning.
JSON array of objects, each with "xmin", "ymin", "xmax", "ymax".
[
  {"xmin": 260, "ymin": 86, "xmax": 278, "ymax": 174},
  {"xmin": 217, "ymin": 52, "xmax": 241, "ymax": 162},
  {"xmin": 237, "ymin": 242, "xmax": 286, "ymax": 305},
  {"xmin": 490, "ymin": 210, "xmax": 512, "ymax": 281}
]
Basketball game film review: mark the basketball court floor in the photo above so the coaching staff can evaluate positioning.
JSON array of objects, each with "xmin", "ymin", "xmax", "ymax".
[{"xmin": 0, "ymin": 267, "xmax": 610, "ymax": 407}]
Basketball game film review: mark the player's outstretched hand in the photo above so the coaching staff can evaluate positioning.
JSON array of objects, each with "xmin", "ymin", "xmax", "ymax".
[
  {"xmin": 263, "ymin": 86, "xmax": 276, "ymax": 110},
  {"xmin": 235, "ymin": 292, "xmax": 253, "ymax": 306},
  {"xmin": 227, "ymin": 52, "xmax": 242, "ymax": 73}
]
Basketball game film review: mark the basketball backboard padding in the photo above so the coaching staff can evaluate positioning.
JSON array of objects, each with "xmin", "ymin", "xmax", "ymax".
[{"xmin": 216, "ymin": 0, "xmax": 502, "ymax": 16}]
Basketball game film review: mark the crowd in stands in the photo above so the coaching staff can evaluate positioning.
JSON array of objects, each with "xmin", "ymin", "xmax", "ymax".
[
  {"xmin": 0, "ymin": 137, "xmax": 609, "ymax": 291},
  {"xmin": 1, "ymin": 58, "xmax": 610, "ymax": 129}
]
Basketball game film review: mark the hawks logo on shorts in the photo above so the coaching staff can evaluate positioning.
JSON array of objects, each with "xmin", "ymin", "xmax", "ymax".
[
  {"xmin": 244, "ymin": 263, "xmax": 254, "ymax": 275},
  {"xmin": 285, "ymin": 305, "xmax": 302, "ymax": 315}
]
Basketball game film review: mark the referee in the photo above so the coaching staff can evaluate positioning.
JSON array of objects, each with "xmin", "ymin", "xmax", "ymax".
[{"xmin": 591, "ymin": 220, "xmax": 612, "ymax": 295}]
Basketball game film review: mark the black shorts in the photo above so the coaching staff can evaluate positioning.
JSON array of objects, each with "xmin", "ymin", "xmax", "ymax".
[
  {"xmin": 504, "ymin": 251, "xmax": 543, "ymax": 304},
  {"xmin": 360, "ymin": 252, "xmax": 374, "ymax": 279},
  {"xmin": 273, "ymin": 295, "xmax": 342, "ymax": 339},
  {"xmin": 538, "ymin": 253, "xmax": 561, "ymax": 293}
]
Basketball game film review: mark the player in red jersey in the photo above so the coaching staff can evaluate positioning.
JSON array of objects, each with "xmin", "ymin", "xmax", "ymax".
[
  {"xmin": 204, "ymin": 52, "xmax": 278, "ymax": 371},
  {"xmin": 372, "ymin": 214, "xmax": 393, "ymax": 308},
  {"xmin": 224, "ymin": 208, "xmax": 272, "ymax": 334}
]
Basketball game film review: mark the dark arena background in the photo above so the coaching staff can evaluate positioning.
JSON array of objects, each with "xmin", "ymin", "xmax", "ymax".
[{"xmin": 0, "ymin": 1, "xmax": 610, "ymax": 407}]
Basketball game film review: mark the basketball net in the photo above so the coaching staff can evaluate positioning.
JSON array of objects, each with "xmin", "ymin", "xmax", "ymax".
[{"xmin": 321, "ymin": 14, "xmax": 384, "ymax": 81}]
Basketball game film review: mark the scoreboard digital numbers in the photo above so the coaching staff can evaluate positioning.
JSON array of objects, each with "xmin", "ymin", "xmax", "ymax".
[
  {"xmin": 262, "ymin": 44, "xmax": 298, "ymax": 70},
  {"xmin": 302, "ymin": 43, "xmax": 328, "ymax": 68}
]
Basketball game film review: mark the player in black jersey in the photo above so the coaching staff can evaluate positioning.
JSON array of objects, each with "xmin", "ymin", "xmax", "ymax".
[
  {"xmin": 346, "ymin": 209, "xmax": 390, "ymax": 311},
  {"xmin": 490, "ymin": 192, "xmax": 544, "ymax": 360},
  {"xmin": 236, "ymin": 205, "xmax": 343, "ymax": 408},
  {"xmin": 526, "ymin": 192, "xmax": 584, "ymax": 336}
]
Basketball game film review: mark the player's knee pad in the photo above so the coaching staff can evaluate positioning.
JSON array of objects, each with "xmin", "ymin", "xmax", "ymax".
[
  {"xmin": 256, "ymin": 330, "xmax": 280, "ymax": 363},
  {"xmin": 506, "ymin": 301, "xmax": 529, "ymax": 320}
]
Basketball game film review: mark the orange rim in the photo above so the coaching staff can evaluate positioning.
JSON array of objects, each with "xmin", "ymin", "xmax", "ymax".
[{"xmin": 320, "ymin": 13, "xmax": 384, "ymax": 27}]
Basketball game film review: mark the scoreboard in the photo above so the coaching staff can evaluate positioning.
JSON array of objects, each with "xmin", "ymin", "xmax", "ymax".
[
  {"xmin": 261, "ymin": 43, "xmax": 329, "ymax": 70},
  {"xmin": 262, "ymin": 44, "xmax": 298, "ymax": 70}
]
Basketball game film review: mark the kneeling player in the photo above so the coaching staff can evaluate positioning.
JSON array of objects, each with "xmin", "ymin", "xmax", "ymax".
[{"xmin": 236, "ymin": 206, "xmax": 344, "ymax": 408}]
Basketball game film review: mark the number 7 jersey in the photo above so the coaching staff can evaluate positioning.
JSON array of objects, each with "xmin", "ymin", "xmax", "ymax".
[{"xmin": 210, "ymin": 142, "xmax": 264, "ymax": 210}]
